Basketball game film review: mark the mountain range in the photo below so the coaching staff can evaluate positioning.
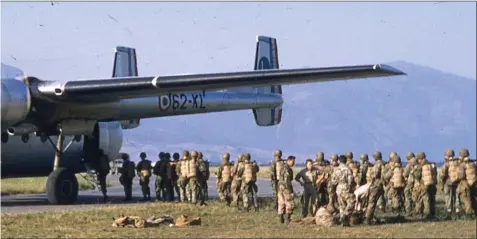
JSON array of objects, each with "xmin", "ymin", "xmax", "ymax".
[{"xmin": 2, "ymin": 61, "xmax": 476, "ymax": 165}]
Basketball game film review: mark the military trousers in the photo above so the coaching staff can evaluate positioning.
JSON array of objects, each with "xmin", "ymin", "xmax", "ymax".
[
  {"xmin": 187, "ymin": 177, "xmax": 198, "ymax": 204},
  {"xmin": 414, "ymin": 183, "xmax": 436, "ymax": 218},
  {"xmin": 316, "ymin": 183, "xmax": 328, "ymax": 207},
  {"xmin": 231, "ymin": 179, "xmax": 243, "ymax": 207},
  {"xmin": 218, "ymin": 180, "xmax": 232, "ymax": 202},
  {"xmin": 444, "ymin": 183, "xmax": 460, "ymax": 214},
  {"xmin": 178, "ymin": 176, "xmax": 189, "ymax": 202},
  {"xmin": 388, "ymin": 186, "xmax": 405, "ymax": 214},
  {"xmin": 241, "ymin": 181, "xmax": 258, "ymax": 209},
  {"xmin": 365, "ymin": 181, "xmax": 384, "ymax": 221},
  {"xmin": 119, "ymin": 176, "xmax": 133, "ymax": 200},
  {"xmin": 155, "ymin": 175, "xmax": 165, "ymax": 201},
  {"xmin": 404, "ymin": 183, "xmax": 414, "ymax": 215},
  {"xmin": 458, "ymin": 181, "xmax": 476, "ymax": 216},
  {"xmin": 97, "ymin": 173, "xmax": 108, "ymax": 198},
  {"xmin": 139, "ymin": 176, "xmax": 151, "ymax": 199},
  {"xmin": 337, "ymin": 191, "xmax": 356, "ymax": 219},
  {"xmin": 199, "ymin": 178, "xmax": 208, "ymax": 202},
  {"xmin": 302, "ymin": 184, "xmax": 317, "ymax": 217},
  {"xmin": 277, "ymin": 184, "xmax": 294, "ymax": 215},
  {"xmin": 271, "ymin": 180, "xmax": 278, "ymax": 208},
  {"xmin": 171, "ymin": 180, "xmax": 180, "ymax": 201}
]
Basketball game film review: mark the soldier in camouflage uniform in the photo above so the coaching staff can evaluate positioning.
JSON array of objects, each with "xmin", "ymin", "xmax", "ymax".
[
  {"xmin": 384, "ymin": 155, "xmax": 406, "ymax": 216},
  {"xmin": 314, "ymin": 152, "xmax": 331, "ymax": 207},
  {"xmin": 358, "ymin": 153, "xmax": 372, "ymax": 187},
  {"xmin": 327, "ymin": 153, "xmax": 340, "ymax": 214},
  {"xmin": 440, "ymin": 149, "xmax": 462, "ymax": 219},
  {"xmin": 136, "ymin": 152, "xmax": 152, "ymax": 201},
  {"xmin": 217, "ymin": 152, "xmax": 233, "ymax": 205},
  {"xmin": 374, "ymin": 151, "xmax": 387, "ymax": 212},
  {"xmin": 277, "ymin": 155, "xmax": 296, "ymax": 225},
  {"xmin": 176, "ymin": 151, "xmax": 189, "ymax": 202},
  {"xmin": 240, "ymin": 153, "xmax": 260, "ymax": 212},
  {"xmin": 231, "ymin": 153, "xmax": 245, "ymax": 208},
  {"xmin": 364, "ymin": 151, "xmax": 385, "ymax": 225},
  {"xmin": 187, "ymin": 151, "xmax": 200, "ymax": 204},
  {"xmin": 458, "ymin": 148, "xmax": 476, "ymax": 219},
  {"xmin": 413, "ymin": 152, "xmax": 437, "ymax": 220},
  {"xmin": 295, "ymin": 159, "xmax": 319, "ymax": 218},
  {"xmin": 331, "ymin": 155, "xmax": 356, "ymax": 226},
  {"xmin": 270, "ymin": 150, "xmax": 284, "ymax": 210},
  {"xmin": 153, "ymin": 152, "xmax": 167, "ymax": 201},
  {"xmin": 163, "ymin": 152, "xmax": 173, "ymax": 201},
  {"xmin": 170, "ymin": 152, "xmax": 180, "ymax": 201},
  {"xmin": 345, "ymin": 152, "xmax": 360, "ymax": 188},
  {"xmin": 119, "ymin": 153, "xmax": 135, "ymax": 201},
  {"xmin": 403, "ymin": 152, "xmax": 417, "ymax": 216},
  {"xmin": 197, "ymin": 152, "xmax": 209, "ymax": 205}
]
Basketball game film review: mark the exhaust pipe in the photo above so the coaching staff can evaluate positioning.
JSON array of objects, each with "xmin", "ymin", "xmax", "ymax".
[{"xmin": 7, "ymin": 123, "xmax": 38, "ymax": 136}]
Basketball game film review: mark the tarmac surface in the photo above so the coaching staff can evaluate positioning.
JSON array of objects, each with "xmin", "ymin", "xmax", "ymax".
[{"xmin": 1, "ymin": 175, "xmax": 302, "ymax": 214}]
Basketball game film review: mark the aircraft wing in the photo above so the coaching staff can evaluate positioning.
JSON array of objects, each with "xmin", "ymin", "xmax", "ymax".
[{"xmin": 34, "ymin": 64, "xmax": 405, "ymax": 103}]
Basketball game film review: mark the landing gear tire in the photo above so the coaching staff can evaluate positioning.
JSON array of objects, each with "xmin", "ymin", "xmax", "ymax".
[{"xmin": 46, "ymin": 167, "xmax": 79, "ymax": 205}]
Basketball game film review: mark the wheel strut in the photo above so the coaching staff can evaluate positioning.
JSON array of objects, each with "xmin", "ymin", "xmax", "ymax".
[{"xmin": 46, "ymin": 127, "xmax": 75, "ymax": 171}]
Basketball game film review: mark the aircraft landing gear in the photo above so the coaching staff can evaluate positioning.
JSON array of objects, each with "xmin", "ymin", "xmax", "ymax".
[{"xmin": 45, "ymin": 128, "xmax": 79, "ymax": 205}]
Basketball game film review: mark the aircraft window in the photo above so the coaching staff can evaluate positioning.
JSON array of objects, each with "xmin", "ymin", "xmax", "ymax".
[
  {"xmin": 74, "ymin": 135, "xmax": 82, "ymax": 142},
  {"xmin": 21, "ymin": 134, "xmax": 29, "ymax": 143},
  {"xmin": 1, "ymin": 132, "xmax": 8, "ymax": 143},
  {"xmin": 40, "ymin": 135, "xmax": 48, "ymax": 143}
]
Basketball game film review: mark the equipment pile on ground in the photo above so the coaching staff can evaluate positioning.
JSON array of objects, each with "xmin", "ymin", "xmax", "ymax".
[{"xmin": 112, "ymin": 214, "xmax": 201, "ymax": 228}]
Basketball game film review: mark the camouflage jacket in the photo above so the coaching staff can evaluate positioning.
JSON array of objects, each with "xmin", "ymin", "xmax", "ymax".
[
  {"xmin": 358, "ymin": 161, "xmax": 372, "ymax": 186},
  {"xmin": 403, "ymin": 157, "xmax": 417, "ymax": 185},
  {"xmin": 331, "ymin": 163, "xmax": 354, "ymax": 194},
  {"xmin": 278, "ymin": 164, "xmax": 294, "ymax": 192}
]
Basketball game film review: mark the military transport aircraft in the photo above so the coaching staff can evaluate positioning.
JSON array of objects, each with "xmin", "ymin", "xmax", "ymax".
[{"xmin": 1, "ymin": 36, "xmax": 405, "ymax": 205}]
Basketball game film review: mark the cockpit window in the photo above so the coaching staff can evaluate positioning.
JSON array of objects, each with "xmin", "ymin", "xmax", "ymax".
[{"xmin": 1, "ymin": 132, "xmax": 8, "ymax": 143}]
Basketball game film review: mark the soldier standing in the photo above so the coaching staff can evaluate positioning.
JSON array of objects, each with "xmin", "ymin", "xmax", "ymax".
[
  {"xmin": 383, "ymin": 155, "xmax": 406, "ymax": 216},
  {"xmin": 440, "ymin": 149, "xmax": 462, "ymax": 219},
  {"xmin": 277, "ymin": 155, "xmax": 296, "ymax": 225},
  {"xmin": 374, "ymin": 151, "xmax": 387, "ymax": 212},
  {"xmin": 363, "ymin": 151, "xmax": 385, "ymax": 225},
  {"xmin": 345, "ymin": 152, "xmax": 360, "ymax": 188},
  {"xmin": 231, "ymin": 154, "xmax": 245, "ymax": 208},
  {"xmin": 314, "ymin": 152, "xmax": 330, "ymax": 167},
  {"xmin": 270, "ymin": 150, "xmax": 284, "ymax": 210},
  {"xmin": 458, "ymin": 148, "xmax": 476, "ymax": 219},
  {"xmin": 96, "ymin": 150, "xmax": 110, "ymax": 202},
  {"xmin": 153, "ymin": 152, "xmax": 166, "ymax": 201},
  {"xmin": 403, "ymin": 152, "xmax": 417, "ymax": 217},
  {"xmin": 136, "ymin": 152, "xmax": 152, "ymax": 201},
  {"xmin": 217, "ymin": 152, "xmax": 233, "ymax": 205},
  {"xmin": 413, "ymin": 152, "xmax": 437, "ymax": 220},
  {"xmin": 170, "ymin": 152, "xmax": 180, "ymax": 202},
  {"xmin": 331, "ymin": 155, "xmax": 356, "ymax": 226},
  {"xmin": 197, "ymin": 152, "xmax": 209, "ymax": 205},
  {"xmin": 177, "ymin": 151, "xmax": 190, "ymax": 203},
  {"xmin": 358, "ymin": 154, "xmax": 372, "ymax": 187},
  {"xmin": 240, "ymin": 153, "xmax": 260, "ymax": 212},
  {"xmin": 295, "ymin": 159, "xmax": 319, "ymax": 218},
  {"xmin": 327, "ymin": 153, "xmax": 340, "ymax": 214},
  {"xmin": 119, "ymin": 153, "xmax": 135, "ymax": 201},
  {"xmin": 187, "ymin": 151, "xmax": 200, "ymax": 204}
]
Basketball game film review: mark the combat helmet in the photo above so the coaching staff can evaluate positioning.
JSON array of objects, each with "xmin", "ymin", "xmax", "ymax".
[
  {"xmin": 159, "ymin": 152, "xmax": 165, "ymax": 159},
  {"xmin": 316, "ymin": 152, "xmax": 324, "ymax": 160},
  {"xmin": 222, "ymin": 152, "xmax": 230, "ymax": 160},
  {"xmin": 274, "ymin": 149, "xmax": 282, "ymax": 158},
  {"xmin": 165, "ymin": 152, "xmax": 171, "ymax": 159},
  {"xmin": 373, "ymin": 151, "xmax": 382, "ymax": 160},
  {"xmin": 330, "ymin": 153, "xmax": 338, "ymax": 161},
  {"xmin": 191, "ymin": 151, "xmax": 199, "ymax": 158},
  {"xmin": 243, "ymin": 153, "xmax": 251, "ymax": 162},
  {"xmin": 416, "ymin": 152, "xmax": 426, "ymax": 160},
  {"xmin": 360, "ymin": 153, "xmax": 369, "ymax": 161},
  {"xmin": 445, "ymin": 149, "xmax": 455, "ymax": 158},
  {"xmin": 140, "ymin": 152, "xmax": 147, "ymax": 159},
  {"xmin": 345, "ymin": 152, "xmax": 353, "ymax": 159},
  {"xmin": 173, "ymin": 152, "xmax": 180, "ymax": 160},
  {"xmin": 459, "ymin": 148, "xmax": 470, "ymax": 158},
  {"xmin": 182, "ymin": 150, "xmax": 190, "ymax": 158},
  {"xmin": 406, "ymin": 152, "xmax": 415, "ymax": 161}
]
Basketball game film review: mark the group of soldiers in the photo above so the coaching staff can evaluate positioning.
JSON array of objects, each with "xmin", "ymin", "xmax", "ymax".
[
  {"xmin": 263, "ymin": 148, "xmax": 476, "ymax": 226},
  {"xmin": 96, "ymin": 147, "xmax": 476, "ymax": 227},
  {"xmin": 116, "ymin": 151, "xmax": 211, "ymax": 204}
]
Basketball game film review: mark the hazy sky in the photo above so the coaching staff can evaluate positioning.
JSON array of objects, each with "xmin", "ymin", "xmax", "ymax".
[{"xmin": 1, "ymin": 2, "xmax": 476, "ymax": 80}]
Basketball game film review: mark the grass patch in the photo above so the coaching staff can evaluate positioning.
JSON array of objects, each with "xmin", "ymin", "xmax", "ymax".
[
  {"xmin": 2, "ymin": 190, "xmax": 474, "ymax": 238},
  {"xmin": 1, "ymin": 174, "xmax": 111, "ymax": 196},
  {"xmin": 210, "ymin": 166, "xmax": 304, "ymax": 179}
]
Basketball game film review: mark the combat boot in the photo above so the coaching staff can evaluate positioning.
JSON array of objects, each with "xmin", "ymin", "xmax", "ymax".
[
  {"xmin": 254, "ymin": 207, "xmax": 259, "ymax": 212},
  {"xmin": 278, "ymin": 214, "xmax": 284, "ymax": 224},
  {"xmin": 284, "ymin": 214, "xmax": 291, "ymax": 225}
]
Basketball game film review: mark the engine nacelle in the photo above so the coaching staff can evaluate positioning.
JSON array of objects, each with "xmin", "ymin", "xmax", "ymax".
[
  {"xmin": 97, "ymin": 121, "xmax": 123, "ymax": 161},
  {"xmin": 1, "ymin": 78, "xmax": 31, "ymax": 129}
]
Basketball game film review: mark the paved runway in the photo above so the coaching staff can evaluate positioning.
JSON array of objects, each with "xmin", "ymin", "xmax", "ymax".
[{"xmin": 1, "ymin": 176, "xmax": 302, "ymax": 214}]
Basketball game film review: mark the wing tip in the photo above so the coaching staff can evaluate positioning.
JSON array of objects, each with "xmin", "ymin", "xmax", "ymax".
[
  {"xmin": 373, "ymin": 64, "xmax": 406, "ymax": 75},
  {"xmin": 115, "ymin": 46, "xmax": 136, "ymax": 54},
  {"xmin": 257, "ymin": 35, "xmax": 276, "ymax": 43}
]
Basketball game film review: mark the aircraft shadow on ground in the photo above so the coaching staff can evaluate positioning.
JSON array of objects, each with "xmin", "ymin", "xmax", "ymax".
[{"xmin": 1, "ymin": 195, "xmax": 152, "ymax": 207}]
